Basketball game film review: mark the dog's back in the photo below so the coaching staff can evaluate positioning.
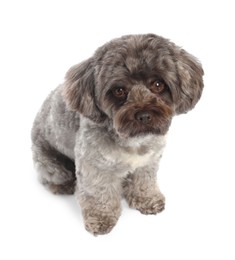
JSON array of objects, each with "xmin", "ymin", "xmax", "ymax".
[{"xmin": 31, "ymin": 86, "xmax": 79, "ymax": 194}]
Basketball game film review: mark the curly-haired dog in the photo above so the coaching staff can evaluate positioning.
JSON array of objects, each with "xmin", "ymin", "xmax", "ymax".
[{"xmin": 31, "ymin": 34, "xmax": 204, "ymax": 235}]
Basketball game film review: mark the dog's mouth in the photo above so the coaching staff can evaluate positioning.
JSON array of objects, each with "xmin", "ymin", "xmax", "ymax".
[
  {"xmin": 116, "ymin": 120, "xmax": 171, "ymax": 139},
  {"xmin": 113, "ymin": 105, "xmax": 173, "ymax": 138}
]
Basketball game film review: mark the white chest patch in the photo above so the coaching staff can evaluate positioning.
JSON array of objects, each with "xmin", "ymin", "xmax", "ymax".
[
  {"xmin": 103, "ymin": 147, "xmax": 156, "ymax": 171},
  {"xmin": 96, "ymin": 134, "xmax": 166, "ymax": 172},
  {"xmin": 121, "ymin": 150, "xmax": 154, "ymax": 169}
]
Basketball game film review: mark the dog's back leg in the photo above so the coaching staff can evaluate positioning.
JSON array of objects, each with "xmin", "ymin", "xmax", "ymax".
[{"xmin": 32, "ymin": 137, "xmax": 76, "ymax": 194}]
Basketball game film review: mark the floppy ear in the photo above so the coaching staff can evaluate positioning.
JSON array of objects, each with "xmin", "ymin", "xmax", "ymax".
[
  {"xmin": 63, "ymin": 58, "xmax": 105, "ymax": 122},
  {"xmin": 174, "ymin": 50, "xmax": 204, "ymax": 114}
]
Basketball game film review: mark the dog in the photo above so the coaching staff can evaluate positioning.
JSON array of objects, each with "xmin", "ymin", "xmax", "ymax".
[{"xmin": 31, "ymin": 34, "xmax": 204, "ymax": 235}]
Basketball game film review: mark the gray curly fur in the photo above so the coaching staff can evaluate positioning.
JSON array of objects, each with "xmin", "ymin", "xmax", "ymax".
[{"xmin": 31, "ymin": 34, "xmax": 204, "ymax": 235}]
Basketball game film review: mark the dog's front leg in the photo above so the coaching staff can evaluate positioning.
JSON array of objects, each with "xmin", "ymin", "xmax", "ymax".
[
  {"xmin": 123, "ymin": 165, "xmax": 165, "ymax": 215},
  {"xmin": 76, "ymin": 162, "xmax": 122, "ymax": 235}
]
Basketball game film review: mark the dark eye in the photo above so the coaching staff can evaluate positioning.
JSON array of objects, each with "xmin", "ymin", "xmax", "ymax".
[
  {"xmin": 112, "ymin": 87, "xmax": 128, "ymax": 98},
  {"xmin": 152, "ymin": 80, "xmax": 167, "ymax": 94}
]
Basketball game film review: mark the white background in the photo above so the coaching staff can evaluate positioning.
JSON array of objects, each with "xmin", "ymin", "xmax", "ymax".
[{"xmin": 0, "ymin": 0, "xmax": 235, "ymax": 259}]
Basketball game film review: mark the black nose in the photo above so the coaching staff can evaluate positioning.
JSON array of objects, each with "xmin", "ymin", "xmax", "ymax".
[{"xmin": 135, "ymin": 111, "xmax": 152, "ymax": 124}]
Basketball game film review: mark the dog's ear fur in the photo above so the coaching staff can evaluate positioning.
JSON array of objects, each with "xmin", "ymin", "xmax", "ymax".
[
  {"xmin": 63, "ymin": 58, "xmax": 105, "ymax": 122},
  {"xmin": 174, "ymin": 50, "xmax": 204, "ymax": 114}
]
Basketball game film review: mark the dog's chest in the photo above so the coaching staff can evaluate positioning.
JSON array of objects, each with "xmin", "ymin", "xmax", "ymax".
[
  {"xmin": 103, "ymin": 146, "xmax": 155, "ymax": 171},
  {"xmin": 121, "ymin": 150, "xmax": 154, "ymax": 169}
]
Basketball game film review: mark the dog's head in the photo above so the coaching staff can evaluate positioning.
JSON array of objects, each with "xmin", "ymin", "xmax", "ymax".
[{"xmin": 63, "ymin": 34, "xmax": 204, "ymax": 138}]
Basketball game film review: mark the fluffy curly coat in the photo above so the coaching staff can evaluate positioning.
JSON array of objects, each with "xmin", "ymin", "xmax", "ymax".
[{"xmin": 31, "ymin": 34, "xmax": 204, "ymax": 235}]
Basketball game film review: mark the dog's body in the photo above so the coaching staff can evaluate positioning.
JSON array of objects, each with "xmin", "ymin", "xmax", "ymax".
[{"xmin": 32, "ymin": 34, "xmax": 204, "ymax": 235}]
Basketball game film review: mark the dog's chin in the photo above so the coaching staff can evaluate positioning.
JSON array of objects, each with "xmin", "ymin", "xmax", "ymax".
[{"xmin": 115, "ymin": 122, "xmax": 171, "ymax": 140}]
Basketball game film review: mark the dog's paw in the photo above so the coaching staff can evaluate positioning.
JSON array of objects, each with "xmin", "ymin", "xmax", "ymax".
[
  {"xmin": 127, "ymin": 193, "xmax": 165, "ymax": 215},
  {"xmin": 84, "ymin": 213, "xmax": 118, "ymax": 236}
]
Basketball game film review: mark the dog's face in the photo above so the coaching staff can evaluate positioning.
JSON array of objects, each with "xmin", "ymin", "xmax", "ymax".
[{"xmin": 63, "ymin": 34, "xmax": 204, "ymax": 138}]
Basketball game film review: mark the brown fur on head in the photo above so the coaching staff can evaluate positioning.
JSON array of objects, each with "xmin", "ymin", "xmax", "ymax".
[{"xmin": 63, "ymin": 34, "xmax": 204, "ymax": 138}]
